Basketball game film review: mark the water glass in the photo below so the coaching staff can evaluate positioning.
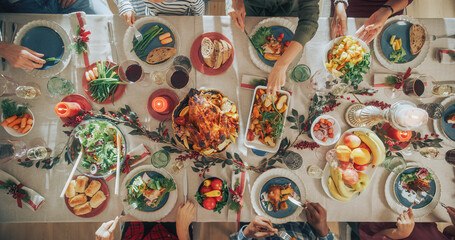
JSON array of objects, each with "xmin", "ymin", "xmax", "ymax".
[
  {"xmin": 309, "ymin": 69, "xmax": 339, "ymax": 94},
  {"xmin": 0, "ymin": 74, "xmax": 18, "ymax": 97},
  {"xmin": 47, "ymin": 77, "xmax": 74, "ymax": 96},
  {"xmin": 380, "ymin": 156, "xmax": 406, "ymax": 173},
  {"xmin": 173, "ymin": 55, "xmax": 192, "ymax": 72},
  {"xmin": 418, "ymin": 103, "xmax": 444, "ymax": 119},
  {"xmin": 26, "ymin": 146, "xmax": 52, "ymax": 161},
  {"xmin": 150, "ymin": 150, "xmax": 170, "ymax": 168},
  {"xmin": 284, "ymin": 151, "xmax": 303, "ymax": 170},
  {"xmin": 16, "ymin": 82, "xmax": 41, "ymax": 99},
  {"xmin": 290, "ymin": 64, "xmax": 311, "ymax": 83},
  {"xmin": 0, "ymin": 140, "xmax": 27, "ymax": 163}
]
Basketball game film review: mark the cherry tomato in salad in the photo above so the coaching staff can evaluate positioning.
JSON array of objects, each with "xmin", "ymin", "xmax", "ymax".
[
  {"xmin": 200, "ymin": 185, "xmax": 212, "ymax": 194},
  {"xmin": 174, "ymin": 116, "xmax": 186, "ymax": 125},
  {"xmin": 285, "ymin": 41, "xmax": 290, "ymax": 47},
  {"xmin": 203, "ymin": 197, "xmax": 216, "ymax": 210},
  {"xmin": 211, "ymin": 179, "xmax": 223, "ymax": 191},
  {"xmin": 277, "ymin": 37, "xmax": 283, "ymax": 42},
  {"xmin": 279, "ymin": 33, "xmax": 284, "ymax": 39},
  {"xmin": 266, "ymin": 36, "xmax": 271, "ymax": 41},
  {"xmin": 215, "ymin": 194, "xmax": 223, "ymax": 202}
]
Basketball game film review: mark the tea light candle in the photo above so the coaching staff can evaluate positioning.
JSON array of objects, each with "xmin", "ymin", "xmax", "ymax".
[
  {"xmin": 386, "ymin": 126, "xmax": 412, "ymax": 142},
  {"xmin": 152, "ymin": 96, "xmax": 169, "ymax": 113},
  {"xmin": 55, "ymin": 102, "xmax": 82, "ymax": 118},
  {"xmin": 396, "ymin": 107, "xmax": 428, "ymax": 129}
]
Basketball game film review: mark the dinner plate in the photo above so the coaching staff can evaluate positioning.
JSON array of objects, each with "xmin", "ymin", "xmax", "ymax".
[
  {"xmin": 251, "ymin": 168, "xmax": 306, "ymax": 223},
  {"xmin": 393, "ymin": 167, "xmax": 437, "ymax": 209},
  {"xmin": 121, "ymin": 165, "xmax": 178, "ymax": 221},
  {"xmin": 385, "ymin": 162, "xmax": 441, "ymax": 218},
  {"xmin": 123, "ymin": 17, "xmax": 180, "ymax": 71},
  {"xmin": 248, "ymin": 18, "xmax": 300, "ymax": 73},
  {"xmin": 434, "ymin": 96, "xmax": 455, "ymax": 147},
  {"xmin": 14, "ymin": 20, "xmax": 71, "ymax": 78},
  {"xmin": 259, "ymin": 177, "xmax": 301, "ymax": 219},
  {"xmin": 373, "ymin": 15, "xmax": 430, "ymax": 72},
  {"xmin": 190, "ymin": 32, "xmax": 234, "ymax": 76},
  {"xmin": 64, "ymin": 175, "xmax": 110, "ymax": 218},
  {"xmin": 81, "ymin": 61, "xmax": 126, "ymax": 105}
]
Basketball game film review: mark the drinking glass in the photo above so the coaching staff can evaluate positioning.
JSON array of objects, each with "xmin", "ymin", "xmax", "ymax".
[
  {"xmin": 290, "ymin": 64, "xmax": 311, "ymax": 83},
  {"xmin": 284, "ymin": 151, "xmax": 303, "ymax": 170},
  {"xmin": 418, "ymin": 103, "xmax": 444, "ymax": 119},
  {"xmin": 419, "ymin": 147, "xmax": 443, "ymax": 160},
  {"xmin": 402, "ymin": 75, "xmax": 434, "ymax": 99},
  {"xmin": 15, "ymin": 82, "xmax": 41, "ymax": 99},
  {"xmin": 47, "ymin": 77, "xmax": 74, "ymax": 96},
  {"xmin": 0, "ymin": 74, "xmax": 18, "ymax": 97},
  {"xmin": 26, "ymin": 146, "xmax": 52, "ymax": 160},
  {"xmin": 445, "ymin": 149, "xmax": 455, "ymax": 166},
  {"xmin": 150, "ymin": 150, "xmax": 170, "ymax": 168},
  {"xmin": 0, "ymin": 139, "xmax": 26, "ymax": 163},
  {"xmin": 166, "ymin": 65, "xmax": 190, "ymax": 89},
  {"xmin": 380, "ymin": 156, "xmax": 407, "ymax": 173},
  {"xmin": 309, "ymin": 69, "xmax": 340, "ymax": 94},
  {"xmin": 118, "ymin": 60, "xmax": 145, "ymax": 83},
  {"xmin": 173, "ymin": 55, "xmax": 192, "ymax": 72},
  {"xmin": 307, "ymin": 165, "xmax": 323, "ymax": 179},
  {"xmin": 151, "ymin": 71, "xmax": 165, "ymax": 85}
]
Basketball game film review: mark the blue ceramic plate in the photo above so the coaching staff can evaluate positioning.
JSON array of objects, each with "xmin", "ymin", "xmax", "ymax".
[
  {"xmin": 20, "ymin": 26, "xmax": 64, "ymax": 70},
  {"xmin": 393, "ymin": 167, "xmax": 436, "ymax": 209},
  {"xmin": 256, "ymin": 26, "xmax": 293, "ymax": 67},
  {"xmin": 442, "ymin": 104, "xmax": 455, "ymax": 141},
  {"xmin": 259, "ymin": 177, "xmax": 300, "ymax": 219},
  {"xmin": 133, "ymin": 22, "xmax": 175, "ymax": 65},
  {"xmin": 127, "ymin": 170, "xmax": 170, "ymax": 212},
  {"xmin": 380, "ymin": 21, "xmax": 417, "ymax": 63}
]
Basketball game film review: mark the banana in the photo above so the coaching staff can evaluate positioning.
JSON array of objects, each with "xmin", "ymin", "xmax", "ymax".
[
  {"xmin": 328, "ymin": 177, "xmax": 352, "ymax": 202},
  {"xmin": 330, "ymin": 166, "xmax": 357, "ymax": 198},
  {"xmin": 354, "ymin": 131, "xmax": 386, "ymax": 167}
]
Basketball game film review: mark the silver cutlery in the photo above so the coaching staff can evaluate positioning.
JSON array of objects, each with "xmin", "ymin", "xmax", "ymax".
[
  {"xmin": 1, "ymin": 21, "xmax": 6, "ymax": 71},
  {"xmin": 243, "ymin": 28, "xmax": 256, "ymax": 48},
  {"xmin": 131, "ymin": 24, "xmax": 143, "ymax": 42},
  {"xmin": 10, "ymin": 23, "xmax": 17, "ymax": 43},
  {"xmin": 107, "ymin": 22, "xmax": 118, "ymax": 62},
  {"xmin": 412, "ymin": 191, "xmax": 448, "ymax": 209},
  {"xmin": 431, "ymin": 34, "xmax": 455, "ymax": 41},
  {"xmin": 277, "ymin": 231, "xmax": 292, "ymax": 240},
  {"xmin": 183, "ymin": 167, "xmax": 188, "ymax": 203},
  {"xmin": 288, "ymin": 196, "xmax": 306, "ymax": 209}
]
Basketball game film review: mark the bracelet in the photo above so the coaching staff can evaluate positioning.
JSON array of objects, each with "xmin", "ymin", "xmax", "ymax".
[
  {"xmin": 334, "ymin": 0, "xmax": 348, "ymax": 8},
  {"xmin": 381, "ymin": 4, "xmax": 394, "ymax": 15}
]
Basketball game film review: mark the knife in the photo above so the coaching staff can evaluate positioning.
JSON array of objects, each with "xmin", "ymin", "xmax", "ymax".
[
  {"xmin": 183, "ymin": 167, "xmax": 188, "ymax": 203},
  {"xmin": 107, "ymin": 22, "xmax": 118, "ymax": 63},
  {"xmin": 288, "ymin": 197, "xmax": 306, "ymax": 209},
  {"xmin": 243, "ymin": 28, "xmax": 256, "ymax": 48},
  {"xmin": 1, "ymin": 21, "xmax": 6, "ymax": 71}
]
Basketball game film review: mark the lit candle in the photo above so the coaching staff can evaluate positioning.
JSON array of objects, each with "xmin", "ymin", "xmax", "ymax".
[
  {"xmin": 55, "ymin": 102, "xmax": 82, "ymax": 118},
  {"xmin": 152, "ymin": 96, "xmax": 169, "ymax": 113},
  {"xmin": 385, "ymin": 125, "xmax": 412, "ymax": 142},
  {"xmin": 396, "ymin": 107, "xmax": 428, "ymax": 129}
]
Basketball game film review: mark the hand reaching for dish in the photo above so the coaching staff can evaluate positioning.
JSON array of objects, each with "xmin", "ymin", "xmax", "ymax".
[
  {"xmin": 395, "ymin": 208, "xmax": 415, "ymax": 238},
  {"xmin": 447, "ymin": 206, "xmax": 455, "ymax": 225},
  {"xmin": 331, "ymin": 2, "xmax": 347, "ymax": 39},
  {"xmin": 121, "ymin": 10, "xmax": 135, "ymax": 27},
  {"xmin": 266, "ymin": 64, "xmax": 286, "ymax": 96},
  {"xmin": 0, "ymin": 42, "xmax": 46, "ymax": 70},
  {"xmin": 355, "ymin": 8, "xmax": 390, "ymax": 43},
  {"xmin": 306, "ymin": 202, "xmax": 330, "ymax": 237},
  {"xmin": 228, "ymin": 0, "xmax": 246, "ymax": 31},
  {"xmin": 176, "ymin": 201, "xmax": 196, "ymax": 240},
  {"xmin": 95, "ymin": 216, "xmax": 119, "ymax": 240},
  {"xmin": 243, "ymin": 216, "xmax": 278, "ymax": 238}
]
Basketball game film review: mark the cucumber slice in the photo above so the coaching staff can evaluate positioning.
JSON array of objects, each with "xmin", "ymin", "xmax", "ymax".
[{"xmin": 151, "ymin": 150, "xmax": 170, "ymax": 168}]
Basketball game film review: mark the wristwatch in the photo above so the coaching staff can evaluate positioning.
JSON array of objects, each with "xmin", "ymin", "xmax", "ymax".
[{"xmin": 333, "ymin": 0, "xmax": 348, "ymax": 8}]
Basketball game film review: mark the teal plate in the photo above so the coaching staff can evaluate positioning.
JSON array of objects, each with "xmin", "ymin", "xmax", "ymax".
[
  {"xmin": 256, "ymin": 26, "xmax": 293, "ymax": 67},
  {"xmin": 380, "ymin": 21, "xmax": 417, "ymax": 63},
  {"xmin": 393, "ymin": 167, "xmax": 436, "ymax": 209},
  {"xmin": 441, "ymin": 103, "xmax": 455, "ymax": 141},
  {"xmin": 260, "ymin": 177, "xmax": 300, "ymax": 219},
  {"xmin": 133, "ymin": 22, "xmax": 175, "ymax": 65},
  {"xmin": 127, "ymin": 170, "xmax": 170, "ymax": 212}
]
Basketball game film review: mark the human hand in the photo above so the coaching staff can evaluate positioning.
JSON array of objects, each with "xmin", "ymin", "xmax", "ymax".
[
  {"xmin": 306, "ymin": 202, "xmax": 330, "ymax": 237},
  {"xmin": 228, "ymin": 0, "xmax": 246, "ymax": 31},
  {"xmin": 58, "ymin": 0, "xmax": 77, "ymax": 8},
  {"xmin": 266, "ymin": 64, "xmax": 287, "ymax": 96},
  {"xmin": 95, "ymin": 216, "xmax": 119, "ymax": 240},
  {"xmin": 396, "ymin": 208, "xmax": 415, "ymax": 238},
  {"xmin": 447, "ymin": 206, "xmax": 455, "ymax": 225},
  {"xmin": 176, "ymin": 200, "xmax": 196, "ymax": 240},
  {"xmin": 243, "ymin": 216, "xmax": 278, "ymax": 238},
  {"xmin": 0, "ymin": 42, "xmax": 45, "ymax": 70},
  {"xmin": 121, "ymin": 10, "xmax": 135, "ymax": 27},
  {"xmin": 355, "ymin": 7, "xmax": 390, "ymax": 43},
  {"xmin": 331, "ymin": 2, "xmax": 347, "ymax": 39}
]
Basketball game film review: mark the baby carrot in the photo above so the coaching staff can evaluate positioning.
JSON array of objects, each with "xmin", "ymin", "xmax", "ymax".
[
  {"xmin": 23, "ymin": 124, "xmax": 32, "ymax": 133},
  {"xmin": 13, "ymin": 125, "xmax": 19, "ymax": 130},
  {"xmin": 23, "ymin": 113, "xmax": 29, "ymax": 119},
  {"xmin": 5, "ymin": 115, "xmax": 17, "ymax": 123},
  {"xmin": 20, "ymin": 117, "xmax": 27, "ymax": 128},
  {"xmin": 7, "ymin": 118, "xmax": 22, "ymax": 128},
  {"xmin": 159, "ymin": 32, "xmax": 171, "ymax": 41},
  {"xmin": 27, "ymin": 119, "xmax": 34, "ymax": 125},
  {"xmin": 161, "ymin": 37, "xmax": 173, "ymax": 45},
  {"xmin": 1, "ymin": 119, "xmax": 8, "ymax": 126}
]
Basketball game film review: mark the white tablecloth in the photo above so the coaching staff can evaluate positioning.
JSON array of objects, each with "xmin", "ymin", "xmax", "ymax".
[{"xmin": 0, "ymin": 13, "xmax": 454, "ymax": 223}]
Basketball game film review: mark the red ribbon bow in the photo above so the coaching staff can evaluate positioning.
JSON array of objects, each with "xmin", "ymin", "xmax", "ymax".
[
  {"xmin": 122, "ymin": 155, "xmax": 131, "ymax": 174},
  {"xmin": 11, "ymin": 183, "xmax": 26, "ymax": 208},
  {"xmin": 394, "ymin": 67, "xmax": 412, "ymax": 89}
]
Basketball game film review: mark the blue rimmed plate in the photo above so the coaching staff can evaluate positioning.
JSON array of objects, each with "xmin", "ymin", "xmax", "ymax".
[
  {"xmin": 441, "ymin": 103, "xmax": 455, "ymax": 141},
  {"xmin": 133, "ymin": 22, "xmax": 176, "ymax": 65},
  {"xmin": 255, "ymin": 25, "xmax": 293, "ymax": 67},
  {"xmin": 126, "ymin": 170, "xmax": 170, "ymax": 212},
  {"xmin": 434, "ymin": 96, "xmax": 455, "ymax": 147},
  {"xmin": 393, "ymin": 167, "xmax": 436, "ymax": 209},
  {"xmin": 259, "ymin": 177, "xmax": 301, "ymax": 219},
  {"xmin": 380, "ymin": 21, "xmax": 417, "ymax": 64}
]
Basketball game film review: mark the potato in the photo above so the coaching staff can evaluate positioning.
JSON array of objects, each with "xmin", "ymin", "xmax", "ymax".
[{"xmin": 276, "ymin": 95, "xmax": 288, "ymax": 110}]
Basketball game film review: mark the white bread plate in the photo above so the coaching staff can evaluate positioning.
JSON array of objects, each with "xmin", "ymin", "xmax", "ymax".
[{"xmin": 1, "ymin": 108, "xmax": 34, "ymax": 137}]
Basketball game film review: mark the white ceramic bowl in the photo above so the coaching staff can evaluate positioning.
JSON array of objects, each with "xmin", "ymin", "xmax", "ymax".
[
  {"xmin": 1, "ymin": 108, "xmax": 34, "ymax": 137},
  {"xmin": 310, "ymin": 115, "xmax": 341, "ymax": 146}
]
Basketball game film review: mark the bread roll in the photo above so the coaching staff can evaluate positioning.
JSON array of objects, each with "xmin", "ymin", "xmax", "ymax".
[
  {"xmin": 85, "ymin": 180, "xmax": 101, "ymax": 197},
  {"xmin": 146, "ymin": 47, "xmax": 176, "ymax": 64},
  {"xmin": 220, "ymin": 40, "xmax": 232, "ymax": 64},
  {"xmin": 74, "ymin": 202, "xmax": 92, "ymax": 215},
  {"xmin": 90, "ymin": 191, "xmax": 106, "ymax": 208},
  {"xmin": 213, "ymin": 40, "xmax": 223, "ymax": 69},
  {"xmin": 75, "ymin": 175, "xmax": 89, "ymax": 193},
  {"xmin": 68, "ymin": 194, "xmax": 87, "ymax": 207},
  {"xmin": 410, "ymin": 24, "xmax": 425, "ymax": 55},
  {"xmin": 201, "ymin": 37, "xmax": 214, "ymax": 68},
  {"xmin": 65, "ymin": 180, "xmax": 76, "ymax": 198}
]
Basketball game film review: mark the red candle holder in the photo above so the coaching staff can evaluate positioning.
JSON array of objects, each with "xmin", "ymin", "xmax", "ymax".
[
  {"xmin": 382, "ymin": 123, "xmax": 411, "ymax": 151},
  {"xmin": 152, "ymin": 96, "xmax": 170, "ymax": 113},
  {"xmin": 147, "ymin": 89, "xmax": 179, "ymax": 121}
]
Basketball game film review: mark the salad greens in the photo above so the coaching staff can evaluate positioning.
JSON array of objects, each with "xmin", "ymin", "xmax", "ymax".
[
  {"xmin": 127, "ymin": 175, "xmax": 176, "ymax": 210},
  {"xmin": 401, "ymin": 171, "xmax": 433, "ymax": 183},
  {"xmin": 340, "ymin": 52, "xmax": 371, "ymax": 89},
  {"xmin": 1, "ymin": 99, "xmax": 28, "ymax": 119},
  {"xmin": 88, "ymin": 60, "xmax": 126, "ymax": 104},
  {"xmin": 389, "ymin": 48, "xmax": 407, "ymax": 63},
  {"xmin": 77, "ymin": 120, "xmax": 123, "ymax": 174},
  {"xmin": 251, "ymin": 27, "xmax": 273, "ymax": 54},
  {"xmin": 260, "ymin": 101, "xmax": 284, "ymax": 139}
]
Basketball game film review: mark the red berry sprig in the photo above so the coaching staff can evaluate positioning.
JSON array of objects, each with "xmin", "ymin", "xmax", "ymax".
[
  {"xmin": 364, "ymin": 101, "xmax": 391, "ymax": 110},
  {"xmin": 294, "ymin": 141, "xmax": 320, "ymax": 150}
]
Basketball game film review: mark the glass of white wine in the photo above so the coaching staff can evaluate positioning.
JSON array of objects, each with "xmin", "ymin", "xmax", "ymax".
[
  {"xmin": 15, "ymin": 82, "xmax": 41, "ymax": 99},
  {"xmin": 26, "ymin": 146, "xmax": 52, "ymax": 160}
]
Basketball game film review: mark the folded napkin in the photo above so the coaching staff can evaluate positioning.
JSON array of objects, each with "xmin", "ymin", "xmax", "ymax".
[
  {"xmin": 70, "ymin": 12, "xmax": 91, "ymax": 68},
  {"xmin": 438, "ymin": 49, "xmax": 455, "ymax": 64},
  {"xmin": 373, "ymin": 73, "xmax": 420, "ymax": 87},
  {"xmin": 0, "ymin": 169, "xmax": 45, "ymax": 211},
  {"xmin": 105, "ymin": 144, "xmax": 151, "ymax": 182}
]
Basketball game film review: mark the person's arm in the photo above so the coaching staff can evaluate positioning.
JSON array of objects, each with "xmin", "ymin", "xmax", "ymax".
[
  {"xmin": 444, "ymin": 207, "xmax": 455, "ymax": 237},
  {"xmin": 190, "ymin": 0, "xmax": 205, "ymax": 16},
  {"xmin": 176, "ymin": 201, "xmax": 196, "ymax": 240},
  {"xmin": 266, "ymin": 0, "xmax": 319, "ymax": 95},
  {"xmin": 0, "ymin": 41, "xmax": 45, "ymax": 70},
  {"xmin": 228, "ymin": 0, "xmax": 246, "ymax": 31},
  {"xmin": 95, "ymin": 216, "xmax": 119, "ymax": 240},
  {"xmin": 115, "ymin": 0, "xmax": 136, "ymax": 26},
  {"xmin": 305, "ymin": 202, "xmax": 332, "ymax": 238},
  {"xmin": 331, "ymin": 0, "xmax": 347, "ymax": 39},
  {"xmin": 356, "ymin": 0, "xmax": 409, "ymax": 43},
  {"xmin": 374, "ymin": 208, "xmax": 414, "ymax": 239}
]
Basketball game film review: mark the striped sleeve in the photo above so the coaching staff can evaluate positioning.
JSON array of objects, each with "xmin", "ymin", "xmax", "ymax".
[
  {"xmin": 115, "ymin": 0, "xmax": 147, "ymax": 15},
  {"xmin": 190, "ymin": 0, "xmax": 205, "ymax": 15}
]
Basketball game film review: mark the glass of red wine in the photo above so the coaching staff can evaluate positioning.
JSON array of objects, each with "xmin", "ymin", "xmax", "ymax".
[
  {"xmin": 166, "ymin": 65, "xmax": 190, "ymax": 89},
  {"xmin": 119, "ymin": 60, "xmax": 145, "ymax": 83},
  {"xmin": 402, "ymin": 75, "xmax": 434, "ymax": 99}
]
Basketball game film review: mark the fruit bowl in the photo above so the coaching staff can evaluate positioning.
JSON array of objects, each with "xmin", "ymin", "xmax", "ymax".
[
  {"xmin": 321, "ymin": 128, "xmax": 385, "ymax": 202},
  {"xmin": 310, "ymin": 115, "xmax": 341, "ymax": 146},
  {"xmin": 195, "ymin": 177, "xmax": 229, "ymax": 213}
]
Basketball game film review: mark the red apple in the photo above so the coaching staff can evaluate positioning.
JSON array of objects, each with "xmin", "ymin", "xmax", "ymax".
[
  {"xmin": 339, "ymin": 161, "xmax": 353, "ymax": 171},
  {"xmin": 342, "ymin": 168, "xmax": 359, "ymax": 185},
  {"xmin": 358, "ymin": 143, "xmax": 371, "ymax": 153},
  {"xmin": 354, "ymin": 163, "xmax": 369, "ymax": 171}
]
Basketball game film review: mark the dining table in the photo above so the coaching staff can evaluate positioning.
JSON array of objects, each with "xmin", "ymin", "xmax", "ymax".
[{"xmin": 0, "ymin": 12, "xmax": 454, "ymax": 224}]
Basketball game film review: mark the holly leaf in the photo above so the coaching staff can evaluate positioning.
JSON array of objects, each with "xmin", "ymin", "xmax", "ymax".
[
  {"xmin": 191, "ymin": 167, "xmax": 200, "ymax": 173},
  {"xmin": 298, "ymin": 115, "xmax": 305, "ymax": 123},
  {"xmin": 226, "ymin": 152, "xmax": 233, "ymax": 159},
  {"xmin": 292, "ymin": 109, "xmax": 298, "ymax": 117},
  {"xmin": 392, "ymin": 145, "xmax": 402, "ymax": 150},
  {"xmin": 287, "ymin": 116, "xmax": 296, "ymax": 122}
]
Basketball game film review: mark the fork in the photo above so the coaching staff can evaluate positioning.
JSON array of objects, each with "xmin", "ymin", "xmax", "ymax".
[
  {"xmin": 431, "ymin": 34, "xmax": 455, "ymax": 41},
  {"xmin": 412, "ymin": 191, "xmax": 448, "ymax": 209},
  {"xmin": 277, "ymin": 231, "xmax": 292, "ymax": 240},
  {"xmin": 131, "ymin": 24, "xmax": 143, "ymax": 42}
]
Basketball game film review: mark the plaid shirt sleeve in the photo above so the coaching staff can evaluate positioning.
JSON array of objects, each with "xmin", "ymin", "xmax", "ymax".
[{"xmin": 229, "ymin": 223, "xmax": 336, "ymax": 240}]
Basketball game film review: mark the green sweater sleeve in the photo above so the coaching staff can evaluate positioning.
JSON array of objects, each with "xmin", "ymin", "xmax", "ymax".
[{"xmin": 292, "ymin": 0, "xmax": 320, "ymax": 47}]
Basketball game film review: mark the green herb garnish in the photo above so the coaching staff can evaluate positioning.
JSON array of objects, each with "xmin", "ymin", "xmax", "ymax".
[
  {"xmin": 45, "ymin": 57, "xmax": 61, "ymax": 63},
  {"xmin": 251, "ymin": 27, "xmax": 273, "ymax": 55},
  {"xmin": 126, "ymin": 175, "xmax": 176, "ymax": 210},
  {"xmin": 340, "ymin": 52, "xmax": 371, "ymax": 89},
  {"xmin": 1, "ymin": 99, "xmax": 28, "ymax": 119},
  {"xmin": 389, "ymin": 48, "xmax": 407, "ymax": 63}
]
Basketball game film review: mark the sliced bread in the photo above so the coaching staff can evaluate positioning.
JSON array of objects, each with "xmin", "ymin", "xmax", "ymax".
[
  {"xmin": 410, "ymin": 24, "xmax": 425, "ymax": 55},
  {"xmin": 213, "ymin": 40, "xmax": 223, "ymax": 69},
  {"xmin": 201, "ymin": 37, "xmax": 214, "ymax": 68},
  {"xmin": 220, "ymin": 39, "xmax": 232, "ymax": 64},
  {"xmin": 146, "ymin": 47, "xmax": 176, "ymax": 64}
]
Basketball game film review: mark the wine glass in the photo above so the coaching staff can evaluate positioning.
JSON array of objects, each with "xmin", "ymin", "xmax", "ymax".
[
  {"xmin": 0, "ymin": 139, "xmax": 26, "ymax": 163},
  {"xmin": 445, "ymin": 149, "xmax": 455, "ymax": 166},
  {"xmin": 118, "ymin": 60, "xmax": 145, "ymax": 83},
  {"xmin": 380, "ymin": 156, "xmax": 407, "ymax": 173},
  {"xmin": 309, "ymin": 69, "xmax": 340, "ymax": 94}
]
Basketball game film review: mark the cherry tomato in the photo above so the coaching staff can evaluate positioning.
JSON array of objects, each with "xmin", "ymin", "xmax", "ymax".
[
  {"xmin": 174, "ymin": 116, "xmax": 186, "ymax": 125},
  {"xmin": 203, "ymin": 197, "xmax": 216, "ymax": 210},
  {"xmin": 211, "ymin": 178, "xmax": 223, "ymax": 191},
  {"xmin": 279, "ymin": 33, "xmax": 284, "ymax": 39},
  {"xmin": 200, "ymin": 185, "xmax": 212, "ymax": 194},
  {"xmin": 215, "ymin": 194, "xmax": 224, "ymax": 202},
  {"xmin": 266, "ymin": 36, "xmax": 271, "ymax": 40},
  {"xmin": 277, "ymin": 37, "xmax": 283, "ymax": 42},
  {"xmin": 285, "ymin": 41, "xmax": 290, "ymax": 46}
]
